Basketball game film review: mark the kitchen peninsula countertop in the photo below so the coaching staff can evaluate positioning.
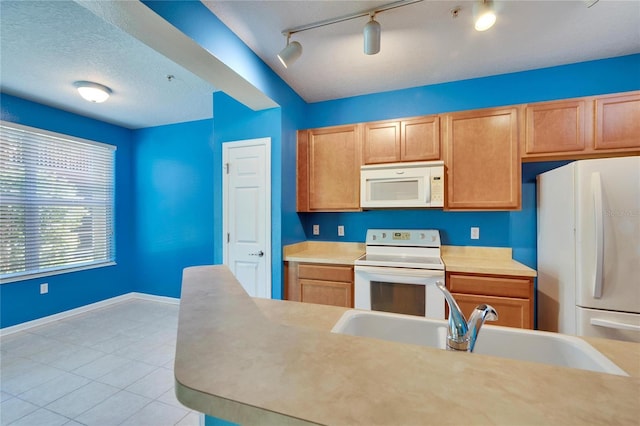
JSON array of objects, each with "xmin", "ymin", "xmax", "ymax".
[{"xmin": 175, "ymin": 265, "xmax": 639, "ymax": 425}]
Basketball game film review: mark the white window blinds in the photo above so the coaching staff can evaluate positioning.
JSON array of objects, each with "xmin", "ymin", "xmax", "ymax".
[{"xmin": 0, "ymin": 121, "xmax": 116, "ymax": 282}]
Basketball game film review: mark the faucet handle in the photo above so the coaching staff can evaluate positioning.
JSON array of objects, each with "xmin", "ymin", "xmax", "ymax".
[{"xmin": 466, "ymin": 304, "xmax": 498, "ymax": 352}]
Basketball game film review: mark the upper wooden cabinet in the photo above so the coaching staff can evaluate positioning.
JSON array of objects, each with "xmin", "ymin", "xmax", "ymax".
[
  {"xmin": 523, "ymin": 99, "xmax": 592, "ymax": 156},
  {"xmin": 443, "ymin": 107, "xmax": 521, "ymax": 210},
  {"xmin": 595, "ymin": 91, "xmax": 640, "ymax": 150},
  {"xmin": 522, "ymin": 91, "xmax": 640, "ymax": 161},
  {"xmin": 297, "ymin": 124, "xmax": 362, "ymax": 212},
  {"xmin": 363, "ymin": 115, "xmax": 440, "ymax": 164}
]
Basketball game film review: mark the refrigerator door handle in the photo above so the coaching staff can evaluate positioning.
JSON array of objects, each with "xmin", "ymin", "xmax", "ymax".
[
  {"xmin": 591, "ymin": 318, "xmax": 640, "ymax": 332},
  {"xmin": 592, "ymin": 172, "xmax": 604, "ymax": 299}
]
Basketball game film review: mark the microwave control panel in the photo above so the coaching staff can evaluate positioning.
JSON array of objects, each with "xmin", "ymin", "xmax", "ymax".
[{"xmin": 430, "ymin": 173, "xmax": 444, "ymax": 205}]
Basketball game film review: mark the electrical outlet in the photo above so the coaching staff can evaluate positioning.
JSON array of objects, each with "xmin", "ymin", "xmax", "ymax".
[
  {"xmin": 471, "ymin": 227, "xmax": 480, "ymax": 240},
  {"xmin": 338, "ymin": 225, "xmax": 345, "ymax": 237},
  {"xmin": 312, "ymin": 224, "xmax": 320, "ymax": 235},
  {"xmin": 40, "ymin": 283, "xmax": 48, "ymax": 294}
]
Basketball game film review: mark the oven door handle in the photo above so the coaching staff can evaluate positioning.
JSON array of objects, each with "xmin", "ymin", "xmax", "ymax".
[{"xmin": 355, "ymin": 265, "xmax": 444, "ymax": 278}]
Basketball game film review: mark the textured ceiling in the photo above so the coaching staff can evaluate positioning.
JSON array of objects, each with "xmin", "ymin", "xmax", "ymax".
[
  {"xmin": 0, "ymin": 0, "xmax": 217, "ymax": 129},
  {"xmin": 206, "ymin": 0, "xmax": 640, "ymax": 103}
]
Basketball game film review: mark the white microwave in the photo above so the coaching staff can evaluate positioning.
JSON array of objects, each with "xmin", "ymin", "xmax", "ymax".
[{"xmin": 360, "ymin": 161, "xmax": 445, "ymax": 208}]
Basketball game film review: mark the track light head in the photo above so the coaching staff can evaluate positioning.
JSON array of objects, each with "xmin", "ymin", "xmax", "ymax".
[
  {"xmin": 474, "ymin": 0, "xmax": 496, "ymax": 32},
  {"xmin": 363, "ymin": 13, "xmax": 381, "ymax": 55},
  {"xmin": 277, "ymin": 33, "xmax": 302, "ymax": 68}
]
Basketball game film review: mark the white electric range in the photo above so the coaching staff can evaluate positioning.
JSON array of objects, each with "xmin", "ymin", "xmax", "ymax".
[{"xmin": 354, "ymin": 229, "xmax": 445, "ymax": 319}]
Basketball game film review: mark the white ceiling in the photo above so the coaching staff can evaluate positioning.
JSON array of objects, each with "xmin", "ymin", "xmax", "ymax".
[
  {"xmin": 0, "ymin": 0, "xmax": 218, "ymax": 130},
  {"xmin": 206, "ymin": 0, "xmax": 640, "ymax": 103},
  {"xmin": 1, "ymin": 1, "xmax": 639, "ymax": 130}
]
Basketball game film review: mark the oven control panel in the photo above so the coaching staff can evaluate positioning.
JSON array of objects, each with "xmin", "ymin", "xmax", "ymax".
[{"xmin": 366, "ymin": 229, "xmax": 440, "ymax": 247}]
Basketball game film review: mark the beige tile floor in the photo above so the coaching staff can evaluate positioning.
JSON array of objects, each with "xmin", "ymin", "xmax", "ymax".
[{"xmin": 0, "ymin": 299, "xmax": 202, "ymax": 426}]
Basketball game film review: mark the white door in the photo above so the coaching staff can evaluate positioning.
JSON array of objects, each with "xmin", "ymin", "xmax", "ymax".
[
  {"xmin": 223, "ymin": 138, "xmax": 271, "ymax": 299},
  {"xmin": 575, "ymin": 156, "xmax": 640, "ymax": 314}
]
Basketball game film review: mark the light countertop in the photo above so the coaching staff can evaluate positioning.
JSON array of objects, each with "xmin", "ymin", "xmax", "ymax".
[
  {"xmin": 283, "ymin": 241, "xmax": 365, "ymax": 265},
  {"xmin": 175, "ymin": 265, "xmax": 639, "ymax": 425},
  {"xmin": 441, "ymin": 245, "xmax": 537, "ymax": 277},
  {"xmin": 283, "ymin": 242, "xmax": 536, "ymax": 277}
]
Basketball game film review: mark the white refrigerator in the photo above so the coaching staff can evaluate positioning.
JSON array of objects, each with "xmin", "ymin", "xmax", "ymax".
[{"xmin": 537, "ymin": 156, "xmax": 640, "ymax": 342}]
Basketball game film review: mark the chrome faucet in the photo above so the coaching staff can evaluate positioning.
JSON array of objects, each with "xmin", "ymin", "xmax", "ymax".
[{"xmin": 435, "ymin": 281, "xmax": 498, "ymax": 352}]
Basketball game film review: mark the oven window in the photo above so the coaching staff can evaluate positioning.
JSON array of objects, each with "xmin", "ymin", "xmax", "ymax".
[{"xmin": 370, "ymin": 281, "xmax": 425, "ymax": 316}]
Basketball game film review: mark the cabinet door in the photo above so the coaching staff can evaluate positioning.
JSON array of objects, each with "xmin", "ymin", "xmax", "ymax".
[
  {"xmin": 444, "ymin": 107, "xmax": 521, "ymax": 210},
  {"xmin": 299, "ymin": 279, "xmax": 353, "ymax": 308},
  {"xmin": 452, "ymin": 293, "xmax": 532, "ymax": 329},
  {"xmin": 363, "ymin": 120, "xmax": 400, "ymax": 164},
  {"xmin": 523, "ymin": 99, "xmax": 591, "ymax": 157},
  {"xmin": 297, "ymin": 125, "xmax": 362, "ymax": 211},
  {"xmin": 595, "ymin": 92, "xmax": 640, "ymax": 150},
  {"xmin": 401, "ymin": 116, "xmax": 440, "ymax": 161}
]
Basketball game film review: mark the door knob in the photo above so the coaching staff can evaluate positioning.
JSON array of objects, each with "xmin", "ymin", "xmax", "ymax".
[{"xmin": 249, "ymin": 250, "xmax": 264, "ymax": 257}]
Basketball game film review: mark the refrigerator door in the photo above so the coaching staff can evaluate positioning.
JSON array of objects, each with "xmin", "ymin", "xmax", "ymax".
[
  {"xmin": 576, "ymin": 307, "xmax": 640, "ymax": 343},
  {"xmin": 537, "ymin": 164, "xmax": 576, "ymax": 333},
  {"xmin": 575, "ymin": 156, "xmax": 640, "ymax": 314}
]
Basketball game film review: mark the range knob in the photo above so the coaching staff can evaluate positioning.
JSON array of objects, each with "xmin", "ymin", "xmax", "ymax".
[{"xmin": 420, "ymin": 233, "xmax": 426, "ymax": 239}]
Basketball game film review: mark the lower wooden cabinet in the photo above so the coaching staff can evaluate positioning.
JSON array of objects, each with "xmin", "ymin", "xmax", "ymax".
[
  {"xmin": 285, "ymin": 262, "xmax": 354, "ymax": 308},
  {"xmin": 446, "ymin": 272, "xmax": 534, "ymax": 329}
]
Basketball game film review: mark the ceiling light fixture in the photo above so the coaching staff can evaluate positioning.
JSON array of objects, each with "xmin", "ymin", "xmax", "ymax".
[
  {"xmin": 363, "ymin": 13, "xmax": 381, "ymax": 55},
  {"xmin": 277, "ymin": 33, "xmax": 303, "ymax": 68},
  {"xmin": 474, "ymin": 0, "xmax": 497, "ymax": 32},
  {"xmin": 277, "ymin": 0, "xmax": 423, "ymax": 67},
  {"xmin": 73, "ymin": 81, "xmax": 112, "ymax": 103}
]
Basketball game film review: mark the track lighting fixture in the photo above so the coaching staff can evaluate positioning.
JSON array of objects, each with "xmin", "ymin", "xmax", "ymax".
[
  {"xmin": 277, "ymin": 33, "xmax": 302, "ymax": 68},
  {"xmin": 363, "ymin": 13, "xmax": 381, "ymax": 55},
  {"xmin": 474, "ymin": 0, "xmax": 496, "ymax": 32},
  {"xmin": 276, "ymin": 0, "xmax": 423, "ymax": 67}
]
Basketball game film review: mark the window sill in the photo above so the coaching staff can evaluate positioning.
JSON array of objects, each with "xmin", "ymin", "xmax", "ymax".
[{"xmin": 0, "ymin": 262, "xmax": 117, "ymax": 284}]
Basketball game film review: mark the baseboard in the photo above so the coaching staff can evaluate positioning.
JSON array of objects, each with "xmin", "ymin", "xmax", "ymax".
[{"xmin": 0, "ymin": 292, "xmax": 180, "ymax": 337}]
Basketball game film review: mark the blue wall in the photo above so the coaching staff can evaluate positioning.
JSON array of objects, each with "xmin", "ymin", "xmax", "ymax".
[
  {"xmin": 0, "ymin": 94, "xmax": 135, "ymax": 328},
  {"xmin": 211, "ymin": 92, "xmax": 286, "ymax": 298},
  {"xmin": 132, "ymin": 119, "xmax": 215, "ymax": 298}
]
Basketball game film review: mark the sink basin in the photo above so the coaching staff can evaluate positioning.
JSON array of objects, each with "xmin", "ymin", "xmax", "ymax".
[{"xmin": 331, "ymin": 310, "xmax": 628, "ymax": 376}]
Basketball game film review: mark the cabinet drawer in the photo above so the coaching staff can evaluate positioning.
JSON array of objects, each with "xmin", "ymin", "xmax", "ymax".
[
  {"xmin": 448, "ymin": 273, "xmax": 531, "ymax": 299},
  {"xmin": 298, "ymin": 264, "xmax": 353, "ymax": 282}
]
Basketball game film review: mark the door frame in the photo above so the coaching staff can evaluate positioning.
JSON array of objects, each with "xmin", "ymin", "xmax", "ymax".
[{"xmin": 222, "ymin": 137, "xmax": 272, "ymax": 298}]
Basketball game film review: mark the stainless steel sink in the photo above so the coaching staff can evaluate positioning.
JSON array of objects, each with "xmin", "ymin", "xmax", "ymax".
[{"xmin": 331, "ymin": 310, "xmax": 628, "ymax": 376}]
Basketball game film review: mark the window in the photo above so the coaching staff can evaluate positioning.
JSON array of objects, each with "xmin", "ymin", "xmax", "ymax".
[{"xmin": 0, "ymin": 121, "xmax": 116, "ymax": 282}]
